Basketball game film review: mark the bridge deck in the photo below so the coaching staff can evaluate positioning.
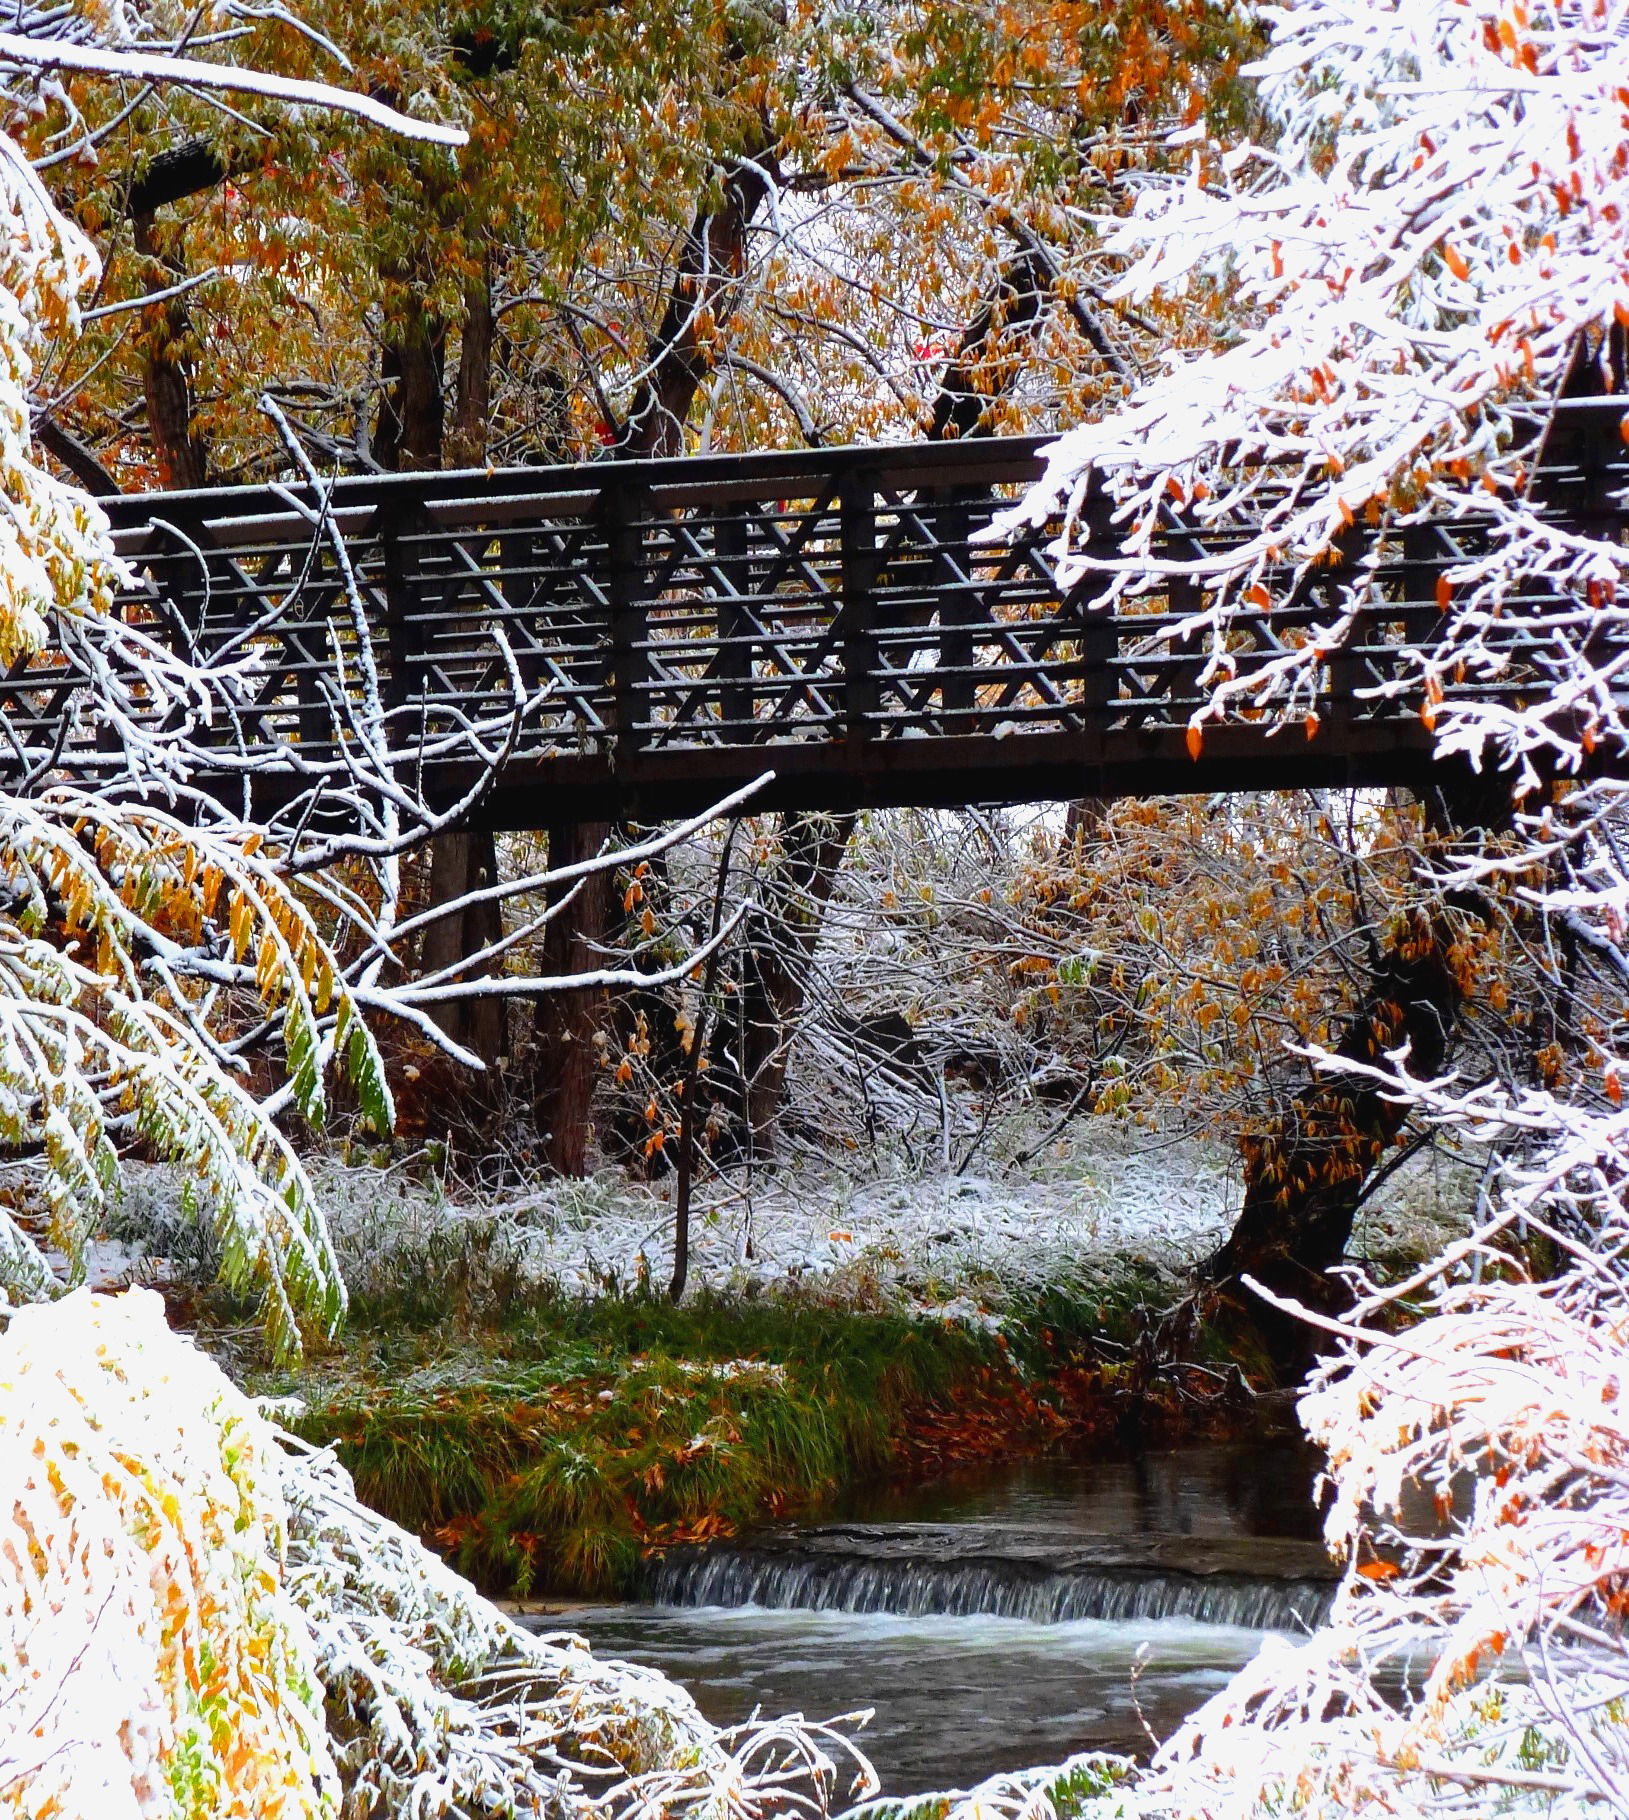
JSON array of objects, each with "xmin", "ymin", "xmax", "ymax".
[{"xmin": 46, "ymin": 426, "xmax": 1611, "ymax": 827}]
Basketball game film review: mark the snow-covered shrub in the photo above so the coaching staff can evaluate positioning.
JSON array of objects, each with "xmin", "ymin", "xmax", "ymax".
[
  {"xmin": 842, "ymin": 1753, "xmax": 1133, "ymax": 1820},
  {"xmin": 286, "ymin": 1438, "xmax": 871, "ymax": 1818},
  {"xmin": 0, "ymin": 1288, "xmax": 337, "ymax": 1820},
  {"xmin": 0, "ymin": 92, "xmax": 399, "ymax": 1357}
]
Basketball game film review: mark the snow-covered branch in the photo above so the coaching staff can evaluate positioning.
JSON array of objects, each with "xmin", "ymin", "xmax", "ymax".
[{"xmin": 0, "ymin": 29, "xmax": 465, "ymax": 146}]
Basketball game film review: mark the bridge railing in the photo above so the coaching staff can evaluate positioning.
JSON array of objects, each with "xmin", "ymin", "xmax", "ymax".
[{"xmin": 32, "ymin": 416, "xmax": 1614, "ymax": 821}]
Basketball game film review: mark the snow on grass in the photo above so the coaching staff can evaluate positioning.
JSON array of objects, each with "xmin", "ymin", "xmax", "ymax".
[
  {"xmin": 94, "ymin": 1120, "xmax": 1477, "ymax": 1325},
  {"xmin": 308, "ymin": 1127, "xmax": 1239, "ymax": 1314}
]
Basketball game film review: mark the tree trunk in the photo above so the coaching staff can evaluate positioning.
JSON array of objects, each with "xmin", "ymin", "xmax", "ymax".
[
  {"xmin": 532, "ymin": 821, "xmax": 614, "ymax": 1175},
  {"xmin": 133, "ymin": 215, "xmax": 209, "ymax": 489},
  {"xmin": 375, "ymin": 293, "xmax": 447, "ymax": 471},
  {"xmin": 615, "ymin": 146, "xmax": 774, "ymax": 458},
  {"xmin": 1202, "ymin": 909, "xmax": 1461, "ymax": 1312},
  {"xmin": 734, "ymin": 812, "xmax": 854, "ymax": 1158},
  {"xmin": 1064, "ymin": 797, "xmax": 1110, "ymax": 844},
  {"xmin": 446, "ymin": 260, "xmax": 494, "ymax": 469},
  {"xmin": 1203, "ymin": 763, "xmax": 1513, "ymax": 1378},
  {"xmin": 418, "ymin": 829, "xmax": 507, "ymax": 1073}
]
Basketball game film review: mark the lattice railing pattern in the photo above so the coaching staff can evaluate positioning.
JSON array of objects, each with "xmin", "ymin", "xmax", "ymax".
[{"xmin": 19, "ymin": 420, "xmax": 1611, "ymax": 825}]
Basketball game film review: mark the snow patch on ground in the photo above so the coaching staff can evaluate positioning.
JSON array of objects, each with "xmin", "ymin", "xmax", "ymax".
[
  {"xmin": 529, "ymin": 1138, "xmax": 1237, "ymax": 1299},
  {"xmin": 98, "ymin": 1122, "xmax": 1476, "ymax": 1316},
  {"xmin": 270, "ymin": 1126, "xmax": 1240, "ymax": 1313}
]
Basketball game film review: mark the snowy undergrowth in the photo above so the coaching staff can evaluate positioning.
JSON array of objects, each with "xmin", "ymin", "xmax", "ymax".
[{"xmin": 105, "ymin": 1123, "xmax": 1471, "ymax": 1322}]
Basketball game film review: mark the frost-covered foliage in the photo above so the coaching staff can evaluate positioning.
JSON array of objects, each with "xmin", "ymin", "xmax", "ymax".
[
  {"xmin": 0, "ymin": 1289, "xmax": 337, "ymax": 1820},
  {"xmin": 973, "ymin": 0, "xmax": 1629, "ymax": 1814},
  {"xmin": 286, "ymin": 1441, "xmax": 871, "ymax": 1819},
  {"xmin": 1, "ymin": 1288, "xmax": 874, "ymax": 1819},
  {"xmin": 1128, "ymin": 1242, "xmax": 1629, "ymax": 1816},
  {"xmin": 841, "ymin": 1753, "xmax": 1132, "ymax": 1820},
  {"xmin": 0, "ymin": 129, "xmax": 100, "ymax": 653},
  {"xmin": 1009, "ymin": 0, "xmax": 1629, "ymax": 767},
  {"xmin": 0, "ymin": 91, "xmax": 401, "ymax": 1357}
]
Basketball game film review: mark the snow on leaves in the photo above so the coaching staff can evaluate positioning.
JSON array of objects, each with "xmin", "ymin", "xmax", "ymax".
[
  {"xmin": 0, "ymin": 1289, "xmax": 875, "ymax": 1820},
  {"xmin": 0, "ymin": 15, "xmax": 399, "ymax": 1359},
  {"xmin": 967, "ymin": 0, "xmax": 1629, "ymax": 1814},
  {"xmin": 0, "ymin": 1289, "xmax": 337, "ymax": 1820},
  {"xmin": 285, "ymin": 1439, "xmax": 875, "ymax": 1820},
  {"xmin": 1005, "ymin": 0, "xmax": 1629, "ymax": 777}
]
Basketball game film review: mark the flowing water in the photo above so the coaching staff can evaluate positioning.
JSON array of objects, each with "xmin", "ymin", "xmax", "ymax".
[
  {"xmin": 526, "ymin": 1439, "xmax": 1329, "ymax": 1798},
  {"xmin": 561, "ymin": 1603, "xmax": 1281, "ymax": 1792}
]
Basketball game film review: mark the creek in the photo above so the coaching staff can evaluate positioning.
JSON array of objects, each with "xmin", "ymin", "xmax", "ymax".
[{"xmin": 526, "ymin": 1439, "xmax": 1332, "ymax": 1798}]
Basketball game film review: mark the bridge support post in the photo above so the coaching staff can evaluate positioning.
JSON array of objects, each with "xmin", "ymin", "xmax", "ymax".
[
  {"xmin": 532, "ymin": 818, "xmax": 615, "ymax": 1175},
  {"xmin": 841, "ymin": 475, "xmax": 879, "ymax": 760},
  {"xmin": 604, "ymin": 480, "xmax": 652, "ymax": 769}
]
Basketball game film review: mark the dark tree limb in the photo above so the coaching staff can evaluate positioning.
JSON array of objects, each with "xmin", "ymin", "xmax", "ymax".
[
  {"xmin": 1202, "ymin": 911, "xmax": 1463, "ymax": 1298},
  {"xmin": 1201, "ymin": 762, "xmax": 1516, "ymax": 1380},
  {"xmin": 32, "ymin": 413, "xmax": 122, "ymax": 495},
  {"xmin": 124, "ymin": 139, "xmax": 231, "ymax": 218},
  {"xmin": 614, "ymin": 146, "xmax": 775, "ymax": 458},
  {"xmin": 928, "ymin": 245, "xmax": 1052, "ymax": 440}
]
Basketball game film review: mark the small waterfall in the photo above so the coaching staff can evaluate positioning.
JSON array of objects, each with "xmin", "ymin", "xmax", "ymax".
[{"xmin": 645, "ymin": 1527, "xmax": 1335, "ymax": 1632}]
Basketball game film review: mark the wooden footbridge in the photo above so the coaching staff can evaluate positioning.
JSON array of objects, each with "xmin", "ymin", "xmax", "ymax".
[{"xmin": 52, "ymin": 411, "xmax": 1619, "ymax": 827}]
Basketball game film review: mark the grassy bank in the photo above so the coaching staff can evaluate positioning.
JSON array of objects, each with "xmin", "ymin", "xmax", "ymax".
[
  {"xmin": 139, "ymin": 1148, "xmax": 1392, "ymax": 1599},
  {"xmin": 253, "ymin": 1245, "xmax": 1210, "ymax": 1597}
]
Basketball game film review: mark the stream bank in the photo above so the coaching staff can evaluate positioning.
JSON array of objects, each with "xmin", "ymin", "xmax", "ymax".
[
  {"xmin": 267, "ymin": 1267, "xmax": 1289, "ymax": 1598},
  {"xmin": 166, "ymin": 1136, "xmax": 1444, "ymax": 1601}
]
